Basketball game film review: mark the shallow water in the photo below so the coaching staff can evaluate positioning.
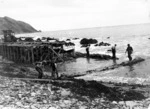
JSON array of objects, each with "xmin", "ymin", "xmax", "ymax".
[
  {"xmin": 57, "ymin": 58, "xmax": 113, "ymax": 75},
  {"xmin": 16, "ymin": 24, "xmax": 150, "ymax": 84}
]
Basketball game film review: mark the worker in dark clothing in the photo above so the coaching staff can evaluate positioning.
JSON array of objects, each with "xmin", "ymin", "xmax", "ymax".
[
  {"xmin": 125, "ymin": 44, "xmax": 133, "ymax": 61},
  {"xmin": 86, "ymin": 45, "xmax": 90, "ymax": 57},
  {"xmin": 35, "ymin": 62, "xmax": 43, "ymax": 79},
  {"xmin": 111, "ymin": 44, "xmax": 117, "ymax": 59},
  {"xmin": 51, "ymin": 61, "xmax": 58, "ymax": 79}
]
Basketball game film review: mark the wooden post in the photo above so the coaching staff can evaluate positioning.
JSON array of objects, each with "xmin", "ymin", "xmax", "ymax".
[
  {"xmin": 20, "ymin": 47, "xmax": 23, "ymax": 63},
  {"xmin": 28, "ymin": 48, "xmax": 31, "ymax": 63},
  {"xmin": 31, "ymin": 47, "xmax": 34, "ymax": 63},
  {"xmin": 27, "ymin": 48, "xmax": 30, "ymax": 64},
  {"xmin": 16, "ymin": 46, "xmax": 19, "ymax": 63},
  {"xmin": 6, "ymin": 46, "xmax": 8, "ymax": 58},
  {"xmin": 13, "ymin": 46, "xmax": 16, "ymax": 62},
  {"xmin": 18, "ymin": 47, "xmax": 21, "ymax": 63},
  {"xmin": 4, "ymin": 45, "xmax": 6, "ymax": 58},
  {"xmin": 2, "ymin": 45, "xmax": 4, "ymax": 57},
  {"xmin": 10, "ymin": 46, "xmax": 12, "ymax": 61},
  {"xmin": 7, "ymin": 45, "xmax": 9, "ymax": 59},
  {"xmin": 12, "ymin": 46, "xmax": 14, "ymax": 61}
]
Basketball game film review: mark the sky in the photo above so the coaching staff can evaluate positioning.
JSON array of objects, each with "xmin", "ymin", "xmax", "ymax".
[{"xmin": 0, "ymin": 0, "xmax": 150, "ymax": 31}]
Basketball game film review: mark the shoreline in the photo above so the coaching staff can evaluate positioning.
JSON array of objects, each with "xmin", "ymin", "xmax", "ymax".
[{"xmin": 0, "ymin": 57, "xmax": 150, "ymax": 108}]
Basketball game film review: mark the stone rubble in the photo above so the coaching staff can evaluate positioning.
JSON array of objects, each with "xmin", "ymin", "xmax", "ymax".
[{"xmin": 0, "ymin": 75, "xmax": 149, "ymax": 109}]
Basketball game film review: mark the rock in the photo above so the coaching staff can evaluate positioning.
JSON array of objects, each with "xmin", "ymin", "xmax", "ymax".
[
  {"xmin": 112, "ymin": 101, "xmax": 117, "ymax": 104},
  {"xmin": 61, "ymin": 90, "xmax": 70, "ymax": 97},
  {"xmin": 98, "ymin": 42, "xmax": 111, "ymax": 46},
  {"xmin": 80, "ymin": 38, "xmax": 98, "ymax": 45},
  {"xmin": 0, "ymin": 105, "xmax": 4, "ymax": 109},
  {"xmin": 18, "ymin": 93, "xmax": 22, "ymax": 98},
  {"xmin": 80, "ymin": 106, "xmax": 88, "ymax": 109},
  {"xmin": 72, "ymin": 38, "xmax": 79, "ymax": 40},
  {"xmin": 64, "ymin": 100, "xmax": 71, "ymax": 104},
  {"xmin": 30, "ymin": 105, "xmax": 38, "ymax": 109},
  {"xmin": 31, "ymin": 92, "xmax": 36, "ymax": 97},
  {"xmin": 16, "ymin": 101, "xmax": 23, "ymax": 107},
  {"xmin": 48, "ymin": 107, "xmax": 57, "ymax": 109},
  {"xmin": 59, "ymin": 102, "xmax": 66, "ymax": 108},
  {"xmin": 66, "ymin": 39, "xmax": 71, "ymax": 41},
  {"xmin": 23, "ymin": 106, "xmax": 30, "ymax": 108},
  {"xmin": 43, "ymin": 100, "xmax": 47, "ymax": 104},
  {"xmin": 2, "ymin": 107, "xmax": 12, "ymax": 109}
]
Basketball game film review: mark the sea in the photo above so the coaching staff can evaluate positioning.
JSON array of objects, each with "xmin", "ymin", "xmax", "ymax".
[{"xmin": 16, "ymin": 23, "xmax": 150, "ymax": 84}]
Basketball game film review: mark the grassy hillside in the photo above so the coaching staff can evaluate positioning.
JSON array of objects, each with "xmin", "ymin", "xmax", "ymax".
[{"xmin": 0, "ymin": 16, "xmax": 38, "ymax": 34}]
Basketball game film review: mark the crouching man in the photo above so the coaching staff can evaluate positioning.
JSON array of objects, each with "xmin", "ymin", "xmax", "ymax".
[
  {"xmin": 35, "ymin": 62, "xmax": 43, "ymax": 79},
  {"xmin": 51, "ymin": 60, "xmax": 59, "ymax": 79}
]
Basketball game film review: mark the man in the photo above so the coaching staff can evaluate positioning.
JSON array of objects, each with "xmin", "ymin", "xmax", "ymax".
[
  {"xmin": 35, "ymin": 62, "xmax": 43, "ymax": 79},
  {"xmin": 111, "ymin": 44, "xmax": 117, "ymax": 59},
  {"xmin": 51, "ymin": 60, "xmax": 58, "ymax": 79},
  {"xmin": 125, "ymin": 44, "xmax": 133, "ymax": 61}
]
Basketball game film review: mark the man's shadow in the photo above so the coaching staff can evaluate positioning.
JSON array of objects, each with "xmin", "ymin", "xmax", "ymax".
[
  {"xmin": 128, "ymin": 64, "xmax": 137, "ymax": 78},
  {"xmin": 112, "ymin": 58, "xmax": 117, "ymax": 65},
  {"xmin": 86, "ymin": 57, "xmax": 90, "ymax": 63}
]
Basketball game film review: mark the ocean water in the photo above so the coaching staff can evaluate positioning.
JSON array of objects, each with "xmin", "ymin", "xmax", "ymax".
[
  {"xmin": 16, "ymin": 23, "xmax": 150, "ymax": 84},
  {"xmin": 16, "ymin": 23, "xmax": 150, "ymax": 58}
]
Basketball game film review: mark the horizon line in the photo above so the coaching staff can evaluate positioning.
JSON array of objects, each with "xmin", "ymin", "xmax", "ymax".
[{"xmin": 42, "ymin": 22, "xmax": 150, "ymax": 32}]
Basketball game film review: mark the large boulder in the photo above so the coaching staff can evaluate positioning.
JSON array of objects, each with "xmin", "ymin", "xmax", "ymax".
[
  {"xmin": 80, "ymin": 38, "xmax": 98, "ymax": 45},
  {"xmin": 95, "ymin": 42, "xmax": 111, "ymax": 46}
]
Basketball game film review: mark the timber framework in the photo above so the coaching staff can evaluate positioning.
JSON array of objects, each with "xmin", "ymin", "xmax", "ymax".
[{"xmin": 0, "ymin": 30, "xmax": 75, "ymax": 64}]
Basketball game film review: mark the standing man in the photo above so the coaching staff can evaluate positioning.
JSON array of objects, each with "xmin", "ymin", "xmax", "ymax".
[
  {"xmin": 125, "ymin": 44, "xmax": 133, "ymax": 61},
  {"xmin": 111, "ymin": 44, "xmax": 117, "ymax": 59}
]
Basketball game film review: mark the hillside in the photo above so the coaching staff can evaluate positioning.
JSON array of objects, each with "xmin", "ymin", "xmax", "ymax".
[{"xmin": 0, "ymin": 16, "xmax": 38, "ymax": 34}]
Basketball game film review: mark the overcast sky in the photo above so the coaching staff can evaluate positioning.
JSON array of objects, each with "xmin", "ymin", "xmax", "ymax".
[{"xmin": 0, "ymin": 0, "xmax": 150, "ymax": 31}]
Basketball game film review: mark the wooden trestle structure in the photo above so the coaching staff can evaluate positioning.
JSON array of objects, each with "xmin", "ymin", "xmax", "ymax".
[{"xmin": 0, "ymin": 41, "xmax": 75, "ymax": 64}]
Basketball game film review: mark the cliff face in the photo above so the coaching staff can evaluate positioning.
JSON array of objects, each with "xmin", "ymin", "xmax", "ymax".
[{"xmin": 0, "ymin": 16, "xmax": 38, "ymax": 34}]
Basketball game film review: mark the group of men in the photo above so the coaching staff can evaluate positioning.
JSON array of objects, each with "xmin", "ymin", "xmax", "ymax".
[
  {"xmin": 35, "ymin": 43, "xmax": 133, "ymax": 79},
  {"xmin": 111, "ymin": 44, "xmax": 133, "ymax": 61},
  {"xmin": 85, "ymin": 43, "xmax": 133, "ymax": 61},
  {"xmin": 35, "ymin": 60, "xmax": 58, "ymax": 79}
]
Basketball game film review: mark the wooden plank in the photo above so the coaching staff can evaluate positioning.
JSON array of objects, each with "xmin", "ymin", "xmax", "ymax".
[{"xmin": 13, "ymin": 77, "xmax": 74, "ymax": 83}]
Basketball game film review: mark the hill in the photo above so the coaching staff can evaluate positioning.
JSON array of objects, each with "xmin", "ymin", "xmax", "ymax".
[{"xmin": 0, "ymin": 16, "xmax": 38, "ymax": 34}]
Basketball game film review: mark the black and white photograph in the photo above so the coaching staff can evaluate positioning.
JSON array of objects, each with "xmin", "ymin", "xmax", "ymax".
[{"xmin": 0, "ymin": 0, "xmax": 150, "ymax": 108}]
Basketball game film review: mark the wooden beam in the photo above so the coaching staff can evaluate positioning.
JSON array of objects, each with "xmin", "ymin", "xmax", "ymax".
[{"xmin": 49, "ymin": 47, "xmax": 64, "ymax": 62}]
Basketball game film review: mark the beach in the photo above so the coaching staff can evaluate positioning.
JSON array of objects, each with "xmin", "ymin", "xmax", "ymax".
[
  {"xmin": 0, "ymin": 57, "xmax": 150, "ymax": 108},
  {"xmin": 0, "ymin": 24, "xmax": 150, "ymax": 108},
  {"xmin": 15, "ymin": 24, "xmax": 150, "ymax": 85}
]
